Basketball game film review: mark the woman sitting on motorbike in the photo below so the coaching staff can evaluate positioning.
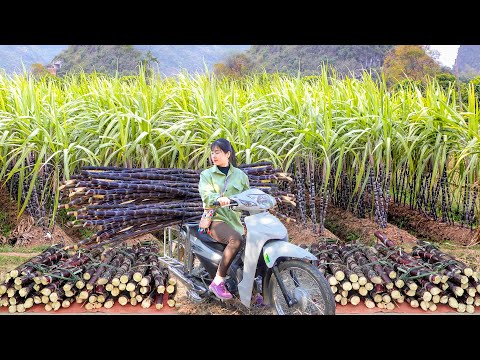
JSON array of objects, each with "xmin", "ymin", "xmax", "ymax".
[{"xmin": 198, "ymin": 138, "xmax": 250, "ymax": 300}]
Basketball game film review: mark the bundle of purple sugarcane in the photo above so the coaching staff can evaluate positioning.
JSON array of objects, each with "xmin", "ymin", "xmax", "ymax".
[
  {"xmin": 304, "ymin": 234, "xmax": 480, "ymax": 313},
  {"xmin": 0, "ymin": 241, "xmax": 180, "ymax": 313},
  {"xmin": 59, "ymin": 162, "xmax": 295, "ymax": 249}
]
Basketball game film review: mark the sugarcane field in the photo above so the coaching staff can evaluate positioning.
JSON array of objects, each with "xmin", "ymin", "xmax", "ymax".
[{"xmin": 1, "ymin": 67, "xmax": 480, "ymax": 315}]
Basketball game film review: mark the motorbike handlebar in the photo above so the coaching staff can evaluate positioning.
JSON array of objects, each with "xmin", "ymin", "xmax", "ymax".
[{"xmin": 212, "ymin": 199, "xmax": 238, "ymax": 207}]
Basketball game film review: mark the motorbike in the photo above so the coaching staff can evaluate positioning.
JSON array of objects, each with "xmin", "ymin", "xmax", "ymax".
[{"xmin": 158, "ymin": 188, "xmax": 335, "ymax": 315}]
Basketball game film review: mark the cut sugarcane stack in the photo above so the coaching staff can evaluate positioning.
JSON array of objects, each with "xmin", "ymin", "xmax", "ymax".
[
  {"xmin": 306, "ymin": 232, "xmax": 479, "ymax": 313},
  {"xmin": 0, "ymin": 241, "xmax": 178, "ymax": 313},
  {"xmin": 59, "ymin": 162, "xmax": 295, "ymax": 250}
]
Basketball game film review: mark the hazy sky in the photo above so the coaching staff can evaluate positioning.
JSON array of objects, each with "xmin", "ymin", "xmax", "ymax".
[{"xmin": 429, "ymin": 45, "xmax": 460, "ymax": 68}]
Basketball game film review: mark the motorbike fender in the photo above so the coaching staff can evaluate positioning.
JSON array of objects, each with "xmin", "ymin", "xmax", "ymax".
[
  {"xmin": 262, "ymin": 241, "xmax": 317, "ymax": 268},
  {"xmin": 237, "ymin": 212, "xmax": 288, "ymax": 308}
]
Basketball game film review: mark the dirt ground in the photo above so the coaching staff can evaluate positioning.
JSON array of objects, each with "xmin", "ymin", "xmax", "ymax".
[
  {"xmin": 283, "ymin": 220, "xmax": 339, "ymax": 245},
  {"xmin": 388, "ymin": 203, "xmax": 479, "ymax": 246},
  {"xmin": 0, "ymin": 188, "xmax": 74, "ymax": 247},
  {"xmin": 325, "ymin": 206, "xmax": 418, "ymax": 246}
]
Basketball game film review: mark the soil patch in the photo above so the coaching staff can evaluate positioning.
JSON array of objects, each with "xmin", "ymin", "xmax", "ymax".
[
  {"xmin": 325, "ymin": 206, "xmax": 418, "ymax": 246},
  {"xmin": 0, "ymin": 215, "xmax": 76, "ymax": 248},
  {"xmin": 0, "ymin": 187, "xmax": 19, "ymax": 243},
  {"xmin": 175, "ymin": 285, "xmax": 273, "ymax": 315},
  {"xmin": 388, "ymin": 203, "xmax": 478, "ymax": 247},
  {"xmin": 283, "ymin": 219, "xmax": 339, "ymax": 246},
  {"xmin": 0, "ymin": 187, "xmax": 75, "ymax": 247}
]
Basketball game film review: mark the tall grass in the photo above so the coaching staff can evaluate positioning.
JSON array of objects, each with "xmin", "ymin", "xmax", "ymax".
[{"xmin": 0, "ymin": 66, "xmax": 478, "ymax": 228}]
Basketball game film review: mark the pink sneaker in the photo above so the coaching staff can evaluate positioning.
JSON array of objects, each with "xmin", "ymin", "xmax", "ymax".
[
  {"xmin": 209, "ymin": 281, "xmax": 233, "ymax": 300},
  {"xmin": 252, "ymin": 293, "xmax": 266, "ymax": 307}
]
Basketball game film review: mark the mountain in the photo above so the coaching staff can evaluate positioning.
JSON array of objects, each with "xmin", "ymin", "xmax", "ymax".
[
  {"xmin": 0, "ymin": 45, "xmax": 400, "ymax": 78},
  {"xmin": 53, "ymin": 45, "xmax": 251, "ymax": 77},
  {"xmin": 246, "ymin": 45, "xmax": 394, "ymax": 77},
  {"xmin": 455, "ymin": 45, "xmax": 480, "ymax": 79},
  {"xmin": 135, "ymin": 45, "xmax": 250, "ymax": 76},
  {"xmin": 53, "ymin": 45, "xmax": 147, "ymax": 76},
  {"xmin": 0, "ymin": 45, "xmax": 67, "ymax": 73},
  {"xmin": 0, "ymin": 45, "xmax": 250, "ymax": 76}
]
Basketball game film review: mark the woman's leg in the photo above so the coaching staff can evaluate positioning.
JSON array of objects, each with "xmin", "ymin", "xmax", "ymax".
[{"xmin": 209, "ymin": 221, "xmax": 245, "ymax": 277}]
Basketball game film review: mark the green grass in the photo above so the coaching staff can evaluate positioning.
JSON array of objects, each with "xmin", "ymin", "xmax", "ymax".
[
  {"xmin": 367, "ymin": 235, "xmax": 376, "ymax": 247},
  {"xmin": 0, "ymin": 244, "xmax": 50, "ymax": 253},
  {"xmin": 0, "ymin": 255, "xmax": 33, "ymax": 282},
  {"xmin": 77, "ymin": 228, "xmax": 95, "ymax": 239},
  {"xmin": 345, "ymin": 231, "xmax": 360, "ymax": 242},
  {"xmin": 0, "ymin": 212, "xmax": 13, "ymax": 237},
  {"xmin": 390, "ymin": 215, "xmax": 409, "ymax": 230},
  {"xmin": 55, "ymin": 208, "xmax": 73, "ymax": 227},
  {"xmin": 324, "ymin": 219, "xmax": 339, "ymax": 234},
  {"xmin": 437, "ymin": 242, "xmax": 480, "ymax": 251},
  {"xmin": 0, "ymin": 255, "xmax": 31, "ymax": 265}
]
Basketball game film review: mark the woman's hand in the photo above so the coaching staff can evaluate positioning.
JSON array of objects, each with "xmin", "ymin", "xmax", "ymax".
[{"xmin": 216, "ymin": 196, "xmax": 231, "ymax": 206}]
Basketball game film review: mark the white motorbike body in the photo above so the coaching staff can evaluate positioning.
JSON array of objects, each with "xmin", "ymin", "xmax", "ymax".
[{"xmin": 229, "ymin": 189, "xmax": 317, "ymax": 307}]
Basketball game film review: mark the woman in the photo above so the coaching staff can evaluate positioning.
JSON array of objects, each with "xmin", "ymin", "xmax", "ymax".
[{"xmin": 198, "ymin": 138, "xmax": 250, "ymax": 300}]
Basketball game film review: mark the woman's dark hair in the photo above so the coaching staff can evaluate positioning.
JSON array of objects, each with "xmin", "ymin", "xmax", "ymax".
[{"xmin": 210, "ymin": 138, "xmax": 237, "ymax": 167}]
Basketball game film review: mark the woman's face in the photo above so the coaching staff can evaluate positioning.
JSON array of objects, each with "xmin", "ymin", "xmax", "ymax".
[{"xmin": 211, "ymin": 146, "xmax": 230, "ymax": 167}]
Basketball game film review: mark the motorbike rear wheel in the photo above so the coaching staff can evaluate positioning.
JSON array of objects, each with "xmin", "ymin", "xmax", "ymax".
[{"xmin": 264, "ymin": 259, "xmax": 335, "ymax": 315}]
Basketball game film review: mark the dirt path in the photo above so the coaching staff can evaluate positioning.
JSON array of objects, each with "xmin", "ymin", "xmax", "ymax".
[{"xmin": 0, "ymin": 252, "xmax": 40, "ymax": 257}]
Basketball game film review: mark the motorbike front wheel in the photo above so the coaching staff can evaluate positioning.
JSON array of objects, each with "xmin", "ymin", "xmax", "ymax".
[{"xmin": 264, "ymin": 259, "xmax": 335, "ymax": 315}]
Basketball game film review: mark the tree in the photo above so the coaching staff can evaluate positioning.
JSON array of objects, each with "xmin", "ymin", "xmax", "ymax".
[
  {"xmin": 30, "ymin": 63, "xmax": 49, "ymax": 77},
  {"xmin": 213, "ymin": 62, "xmax": 230, "ymax": 77},
  {"xmin": 423, "ymin": 45, "xmax": 441, "ymax": 62},
  {"xmin": 433, "ymin": 72, "xmax": 469, "ymax": 104},
  {"xmin": 213, "ymin": 53, "xmax": 252, "ymax": 78},
  {"xmin": 383, "ymin": 45, "xmax": 442, "ymax": 86},
  {"xmin": 435, "ymin": 72, "xmax": 457, "ymax": 93},
  {"xmin": 246, "ymin": 45, "xmax": 393, "ymax": 77},
  {"xmin": 139, "ymin": 50, "xmax": 159, "ymax": 77}
]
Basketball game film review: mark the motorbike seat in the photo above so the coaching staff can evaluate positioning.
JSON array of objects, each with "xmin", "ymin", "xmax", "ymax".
[{"xmin": 185, "ymin": 223, "xmax": 227, "ymax": 252}]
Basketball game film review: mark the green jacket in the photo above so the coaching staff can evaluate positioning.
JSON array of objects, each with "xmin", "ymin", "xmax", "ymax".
[{"xmin": 198, "ymin": 164, "xmax": 250, "ymax": 235}]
